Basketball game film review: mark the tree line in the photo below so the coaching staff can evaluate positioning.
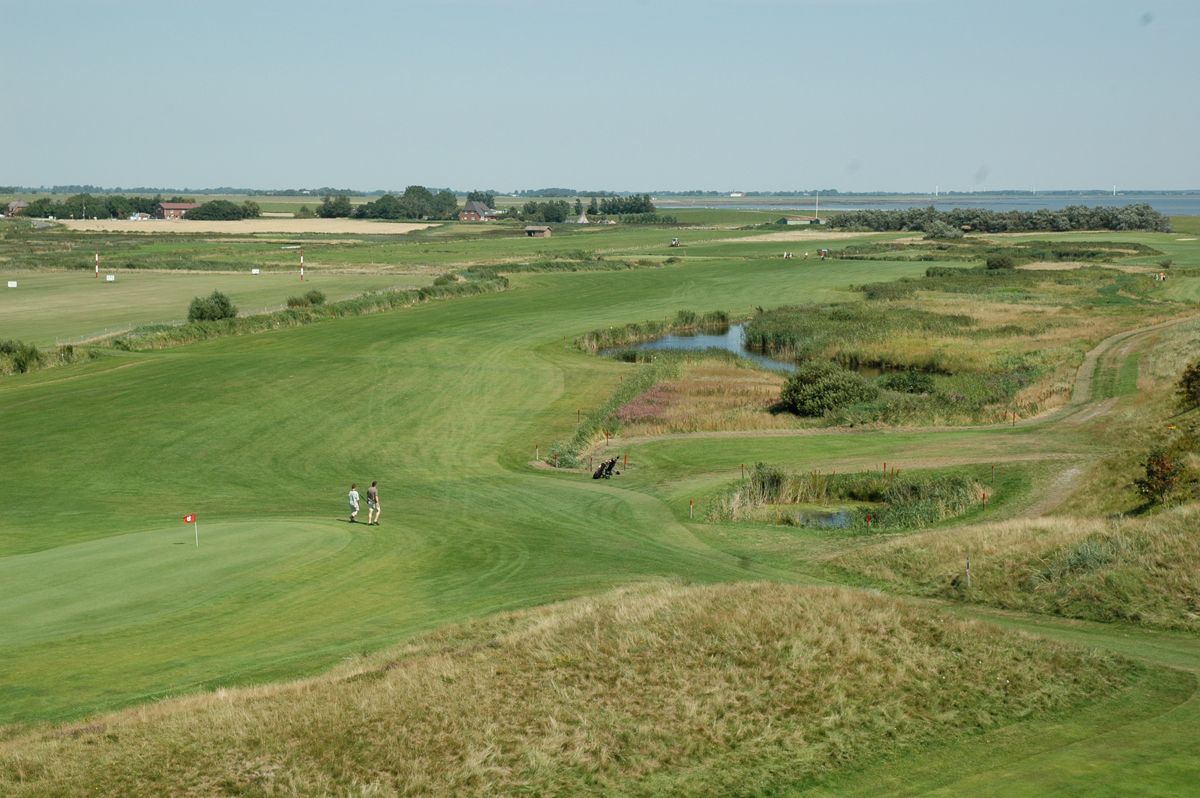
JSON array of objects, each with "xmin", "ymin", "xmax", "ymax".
[
  {"xmin": 21, "ymin": 193, "xmax": 192, "ymax": 219},
  {"xmin": 317, "ymin": 186, "xmax": 459, "ymax": 220},
  {"xmin": 828, "ymin": 204, "xmax": 1171, "ymax": 233}
]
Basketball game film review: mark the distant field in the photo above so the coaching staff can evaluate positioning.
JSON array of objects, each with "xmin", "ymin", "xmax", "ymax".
[
  {"xmin": 0, "ymin": 271, "xmax": 426, "ymax": 345},
  {"xmin": 57, "ymin": 218, "xmax": 433, "ymax": 235}
]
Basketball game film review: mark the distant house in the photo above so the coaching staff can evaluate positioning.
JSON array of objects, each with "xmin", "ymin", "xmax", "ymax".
[
  {"xmin": 129, "ymin": 212, "xmax": 152, "ymax": 221},
  {"xmin": 459, "ymin": 200, "xmax": 498, "ymax": 222},
  {"xmin": 156, "ymin": 202, "xmax": 200, "ymax": 219},
  {"xmin": 524, "ymin": 225, "xmax": 552, "ymax": 238},
  {"xmin": 6, "ymin": 200, "xmax": 29, "ymax": 216},
  {"xmin": 780, "ymin": 215, "xmax": 823, "ymax": 225}
]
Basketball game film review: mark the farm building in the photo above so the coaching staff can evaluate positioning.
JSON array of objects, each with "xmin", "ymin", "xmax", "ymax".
[
  {"xmin": 459, "ymin": 200, "xmax": 498, "ymax": 222},
  {"xmin": 524, "ymin": 226, "xmax": 552, "ymax": 238},
  {"xmin": 779, "ymin": 215, "xmax": 824, "ymax": 225},
  {"xmin": 156, "ymin": 202, "xmax": 201, "ymax": 219},
  {"xmin": 6, "ymin": 200, "xmax": 29, "ymax": 216}
]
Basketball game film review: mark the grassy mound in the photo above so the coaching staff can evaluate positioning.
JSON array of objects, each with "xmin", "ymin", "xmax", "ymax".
[
  {"xmin": 831, "ymin": 504, "xmax": 1200, "ymax": 630},
  {"xmin": 0, "ymin": 582, "xmax": 1136, "ymax": 797}
]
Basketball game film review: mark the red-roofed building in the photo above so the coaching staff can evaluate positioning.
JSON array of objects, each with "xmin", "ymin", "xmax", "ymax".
[{"xmin": 156, "ymin": 202, "xmax": 201, "ymax": 219}]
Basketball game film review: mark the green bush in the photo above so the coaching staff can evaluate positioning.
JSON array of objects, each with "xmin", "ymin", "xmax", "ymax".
[
  {"xmin": 286, "ymin": 295, "xmax": 310, "ymax": 308},
  {"xmin": 879, "ymin": 370, "xmax": 935, "ymax": 394},
  {"xmin": 0, "ymin": 339, "xmax": 43, "ymax": 373},
  {"xmin": 187, "ymin": 290, "xmax": 238, "ymax": 322},
  {"xmin": 986, "ymin": 254, "xmax": 1016, "ymax": 270},
  {"xmin": 780, "ymin": 361, "xmax": 879, "ymax": 417},
  {"xmin": 923, "ymin": 220, "xmax": 963, "ymax": 240},
  {"xmin": 303, "ymin": 289, "xmax": 326, "ymax": 306}
]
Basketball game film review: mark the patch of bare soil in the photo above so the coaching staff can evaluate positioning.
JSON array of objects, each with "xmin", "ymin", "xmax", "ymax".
[
  {"xmin": 717, "ymin": 230, "xmax": 889, "ymax": 243},
  {"xmin": 1018, "ymin": 261, "xmax": 1093, "ymax": 271},
  {"xmin": 56, "ymin": 219, "xmax": 435, "ymax": 235}
]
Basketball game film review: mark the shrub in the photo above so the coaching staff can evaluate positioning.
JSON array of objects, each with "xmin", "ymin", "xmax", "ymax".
[
  {"xmin": 0, "ymin": 339, "xmax": 43, "ymax": 373},
  {"xmin": 286, "ymin": 295, "xmax": 310, "ymax": 308},
  {"xmin": 879, "ymin": 370, "xmax": 935, "ymax": 394},
  {"xmin": 780, "ymin": 361, "xmax": 878, "ymax": 417},
  {"xmin": 859, "ymin": 281, "xmax": 916, "ymax": 301},
  {"xmin": 303, "ymin": 289, "xmax": 326, "ymax": 306},
  {"xmin": 923, "ymin": 220, "xmax": 963, "ymax": 240},
  {"xmin": 1177, "ymin": 360, "xmax": 1200, "ymax": 410},
  {"xmin": 1159, "ymin": 259, "xmax": 1173, "ymax": 269},
  {"xmin": 187, "ymin": 290, "xmax": 238, "ymax": 322},
  {"xmin": 1134, "ymin": 448, "xmax": 1184, "ymax": 504},
  {"xmin": 986, "ymin": 254, "xmax": 1016, "ymax": 270}
]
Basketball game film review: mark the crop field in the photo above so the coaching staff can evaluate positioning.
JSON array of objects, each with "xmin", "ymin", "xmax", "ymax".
[{"xmin": 1, "ymin": 214, "xmax": 1199, "ymax": 795}]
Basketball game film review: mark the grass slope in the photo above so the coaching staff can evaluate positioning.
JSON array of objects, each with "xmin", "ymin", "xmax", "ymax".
[{"xmin": 0, "ymin": 582, "xmax": 1141, "ymax": 797}]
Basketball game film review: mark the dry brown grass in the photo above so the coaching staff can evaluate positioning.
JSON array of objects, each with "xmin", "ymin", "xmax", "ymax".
[
  {"xmin": 830, "ymin": 504, "xmax": 1200, "ymax": 631},
  {"xmin": 616, "ymin": 359, "xmax": 802, "ymax": 435},
  {"xmin": 56, "ymin": 219, "xmax": 434, "ymax": 235},
  {"xmin": 0, "ymin": 583, "xmax": 1135, "ymax": 797}
]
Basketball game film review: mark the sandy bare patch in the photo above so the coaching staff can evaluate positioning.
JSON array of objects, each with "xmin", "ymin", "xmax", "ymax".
[
  {"xmin": 1018, "ymin": 261, "xmax": 1092, "ymax": 271},
  {"xmin": 716, "ymin": 230, "xmax": 889, "ymax": 244},
  {"xmin": 56, "ymin": 219, "xmax": 435, "ymax": 235}
]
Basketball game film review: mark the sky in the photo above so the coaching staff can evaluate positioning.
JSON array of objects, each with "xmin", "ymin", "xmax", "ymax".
[{"xmin": 4, "ymin": 0, "xmax": 1198, "ymax": 193}]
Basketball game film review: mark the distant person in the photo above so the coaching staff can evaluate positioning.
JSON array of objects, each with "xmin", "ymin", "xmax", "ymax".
[
  {"xmin": 348, "ymin": 483, "xmax": 360, "ymax": 523},
  {"xmin": 367, "ymin": 480, "xmax": 380, "ymax": 526}
]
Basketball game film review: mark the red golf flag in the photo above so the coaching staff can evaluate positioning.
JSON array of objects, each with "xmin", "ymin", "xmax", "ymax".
[{"xmin": 182, "ymin": 514, "xmax": 196, "ymax": 524}]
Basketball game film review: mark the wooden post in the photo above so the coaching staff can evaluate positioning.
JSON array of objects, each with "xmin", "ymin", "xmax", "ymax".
[
  {"xmin": 689, "ymin": 499, "xmax": 694, "ymax": 519},
  {"xmin": 966, "ymin": 557, "xmax": 972, "ymax": 589},
  {"xmin": 623, "ymin": 453, "xmax": 627, "ymax": 468},
  {"xmin": 576, "ymin": 408, "xmax": 581, "ymax": 423},
  {"xmin": 741, "ymin": 463, "xmax": 746, "ymax": 481},
  {"xmin": 535, "ymin": 444, "xmax": 539, "ymax": 461},
  {"xmin": 991, "ymin": 463, "xmax": 995, "ymax": 485}
]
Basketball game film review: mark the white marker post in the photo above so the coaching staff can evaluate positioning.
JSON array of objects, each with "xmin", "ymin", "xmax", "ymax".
[
  {"xmin": 94, "ymin": 251, "xmax": 99, "ymax": 278},
  {"xmin": 300, "ymin": 247, "xmax": 305, "ymax": 281}
]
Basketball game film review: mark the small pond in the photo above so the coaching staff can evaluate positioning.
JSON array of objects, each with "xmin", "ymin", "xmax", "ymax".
[{"xmin": 603, "ymin": 323, "xmax": 798, "ymax": 373}]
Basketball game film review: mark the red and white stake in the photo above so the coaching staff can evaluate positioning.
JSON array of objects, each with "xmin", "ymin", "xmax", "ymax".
[
  {"xmin": 94, "ymin": 251, "xmax": 99, "ymax": 278},
  {"xmin": 299, "ymin": 247, "xmax": 305, "ymax": 281}
]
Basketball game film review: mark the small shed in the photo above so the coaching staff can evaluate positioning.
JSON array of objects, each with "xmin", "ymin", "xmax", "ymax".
[
  {"xmin": 524, "ymin": 226, "xmax": 552, "ymax": 238},
  {"xmin": 6, "ymin": 200, "xmax": 29, "ymax": 216},
  {"xmin": 156, "ymin": 202, "xmax": 200, "ymax": 219}
]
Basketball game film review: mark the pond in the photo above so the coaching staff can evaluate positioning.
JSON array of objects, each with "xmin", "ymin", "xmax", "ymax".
[{"xmin": 603, "ymin": 323, "xmax": 798, "ymax": 373}]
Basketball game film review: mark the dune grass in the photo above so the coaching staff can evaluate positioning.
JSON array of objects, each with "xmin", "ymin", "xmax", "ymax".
[
  {"xmin": 0, "ymin": 582, "xmax": 1141, "ymax": 797},
  {"xmin": 829, "ymin": 505, "xmax": 1200, "ymax": 631}
]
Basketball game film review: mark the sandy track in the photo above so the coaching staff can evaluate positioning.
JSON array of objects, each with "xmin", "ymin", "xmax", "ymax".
[
  {"xmin": 717, "ymin": 230, "xmax": 889, "ymax": 243},
  {"xmin": 56, "ymin": 219, "xmax": 435, "ymax": 235}
]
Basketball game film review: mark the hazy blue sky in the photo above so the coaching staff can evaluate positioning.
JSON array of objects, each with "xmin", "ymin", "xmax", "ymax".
[{"xmin": 5, "ymin": 0, "xmax": 1197, "ymax": 192}]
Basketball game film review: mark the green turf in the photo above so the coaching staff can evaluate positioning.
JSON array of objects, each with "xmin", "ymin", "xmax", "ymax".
[
  {"xmin": 1, "ymin": 223, "xmax": 1198, "ymax": 793},
  {"xmin": 0, "ymin": 270, "xmax": 427, "ymax": 346}
]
